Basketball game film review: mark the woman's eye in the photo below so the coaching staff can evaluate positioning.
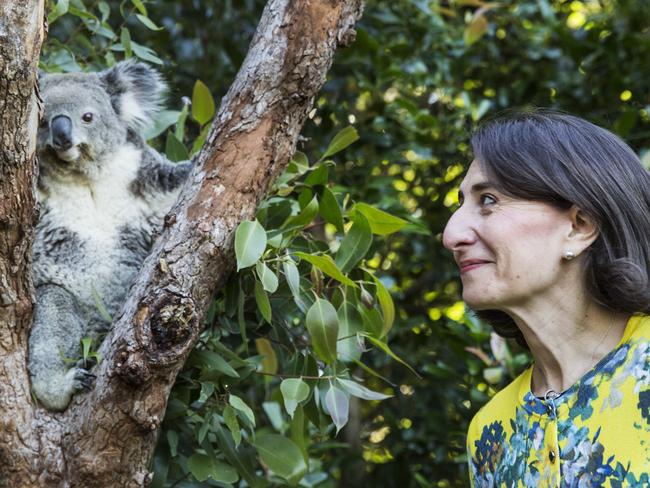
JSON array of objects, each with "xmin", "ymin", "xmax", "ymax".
[
  {"xmin": 480, "ymin": 194, "xmax": 497, "ymax": 206},
  {"xmin": 82, "ymin": 112, "xmax": 93, "ymax": 123}
]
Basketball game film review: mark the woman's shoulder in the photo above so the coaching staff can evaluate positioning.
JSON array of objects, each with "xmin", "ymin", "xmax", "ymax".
[{"xmin": 467, "ymin": 366, "xmax": 532, "ymax": 442}]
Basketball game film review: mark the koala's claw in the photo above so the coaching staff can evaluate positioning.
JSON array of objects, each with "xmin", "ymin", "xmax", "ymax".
[{"xmin": 72, "ymin": 367, "xmax": 96, "ymax": 392}]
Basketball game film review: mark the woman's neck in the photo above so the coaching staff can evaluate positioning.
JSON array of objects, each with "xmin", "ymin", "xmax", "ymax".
[{"xmin": 504, "ymin": 294, "xmax": 629, "ymax": 396}]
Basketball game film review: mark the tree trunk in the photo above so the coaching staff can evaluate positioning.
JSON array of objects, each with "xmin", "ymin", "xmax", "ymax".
[
  {"xmin": 0, "ymin": 2, "xmax": 46, "ymax": 486},
  {"xmin": 0, "ymin": 0, "xmax": 363, "ymax": 486}
]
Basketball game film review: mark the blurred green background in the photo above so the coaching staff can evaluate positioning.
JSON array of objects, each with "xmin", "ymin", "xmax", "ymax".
[{"xmin": 42, "ymin": 0, "xmax": 650, "ymax": 486}]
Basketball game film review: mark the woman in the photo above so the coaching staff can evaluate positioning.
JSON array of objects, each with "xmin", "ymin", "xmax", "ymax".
[{"xmin": 442, "ymin": 110, "xmax": 650, "ymax": 486}]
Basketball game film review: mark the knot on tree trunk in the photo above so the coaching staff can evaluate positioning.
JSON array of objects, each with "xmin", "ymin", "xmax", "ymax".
[{"xmin": 149, "ymin": 296, "xmax": 197, "ymax": 354}]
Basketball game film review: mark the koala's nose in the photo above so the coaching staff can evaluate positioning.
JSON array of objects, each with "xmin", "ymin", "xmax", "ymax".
[{"xmin": 51, "ymin": 115, "xmax": 73, "ymax": 150}]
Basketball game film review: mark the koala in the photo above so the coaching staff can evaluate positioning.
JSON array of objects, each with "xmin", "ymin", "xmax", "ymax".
[{"xmin": 30, "ymin": 60, "xmax": 192, "ymax": 411}]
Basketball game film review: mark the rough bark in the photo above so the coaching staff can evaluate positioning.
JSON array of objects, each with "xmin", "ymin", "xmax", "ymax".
[
  {"xmin": 0, "ymin": 0, "xmax": 363, "ymax": 487},
  {"xmin": 0, "ymin": 2, "xmax": 46, "ymax": 486}
]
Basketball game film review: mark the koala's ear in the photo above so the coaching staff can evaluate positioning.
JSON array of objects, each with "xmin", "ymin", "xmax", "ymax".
[{"xmin": 99, "ymin": 60, "xmax": 167, "ymax": 132}]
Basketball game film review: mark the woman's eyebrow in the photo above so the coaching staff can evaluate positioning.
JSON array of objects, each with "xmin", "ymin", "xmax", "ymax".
[{"xmin": 457, "ymin": 181, "xmax": 493, "ymax": 200}]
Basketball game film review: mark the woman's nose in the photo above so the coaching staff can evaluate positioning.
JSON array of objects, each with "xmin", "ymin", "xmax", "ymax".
[{"xmin": 442, "ymin": 208, "xmax": 476, "ymax": 251}]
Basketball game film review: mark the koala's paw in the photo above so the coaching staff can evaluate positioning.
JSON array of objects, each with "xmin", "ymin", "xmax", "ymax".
[{"xmin": 65, "ymin": 365, "xmax": 96, "ymax": 393}]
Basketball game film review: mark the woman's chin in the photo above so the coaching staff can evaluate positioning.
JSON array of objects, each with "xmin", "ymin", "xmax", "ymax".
[{"xmin": 462, "ymin": 292, "xmax": 499, "ymax": 311}]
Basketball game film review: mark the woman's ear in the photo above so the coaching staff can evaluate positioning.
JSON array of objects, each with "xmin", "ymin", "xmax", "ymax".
[{"xmin": 567, "ymin": 205, "xmax": 599, "ymax": 251}]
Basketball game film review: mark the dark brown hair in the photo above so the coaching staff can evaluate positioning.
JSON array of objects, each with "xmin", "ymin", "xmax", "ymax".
[{"xmin": 470, "ymin": 109, "xmax": 650, "ymax": 348}]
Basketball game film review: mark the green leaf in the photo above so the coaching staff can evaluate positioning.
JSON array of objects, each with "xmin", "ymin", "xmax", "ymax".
[
  {"xmin": 305, "ymin": 298, "xmax": 339, "ymax": 364},
  {"xmin": 190, "ymin": 123, "xmax": 211, "ymax": 156},
  {"xmin": 262, "ymin": 402, "xmax": 283, "ymax": 432},
  {"xmin": 188, "ymin": 453, "xmax": 239, "ymax": 483},
  {"xmin": 359, "ymin": 305, "xmax": 383, "ymax": 338},
  {"xmin": 165, "ymin": 132, "xmax": 189, "ymax": 162},
  {"xmin": 166, "ymin": 430, "xmax": 178, "ymax": 457},
  {"xmin": 222, "ymin": 405, "xmax": 241, "ymax": 447},
  {"xmin": 291, "ymin": 151, "xmax": 309, "ymax": 174},
  {"xmin": 337, "ymin": 301, "xmax": 363, "ymax": 362},
  {"xmin": 229, "ymin": 394, "xmax": 256, "ymax": 427},
  {"xmin": 321, "ymin": 126, "xmax": 359, "ymax": 160},
  {"xmin": 319, "ymin": 188, "xmax": 344, "ymax": 232},
  {"xmin": 98, "ymin": 1, "xmax": 110, "ymax": 22},
  {"xmin": 362, "ymin": 333, "xmax": 422, "ymax": 378},
  {"xmin": 130, "ymin": 42, "xmax": 163, "ymax": 65},
  {"xmin": 143, "ymin": 110, "xmax": 181, "ymax": 140},
  {"xmin": 294, "ymin": 252, "xmax": 357, "ymax": 288},
  {"xmin": 324, "ymin": 383, "xmax": 349, "ymax": 434},
  {"xmin": 280, "ymin": 378, "xmax": 310, "ymax": 418},
  {"xmin": 283, "ymin": 258, "xmax": 306, "ymax": 311},
  {"xmin": 290, "ymin": 404, "xmax": 308, "ymax": 464},
  {"xmin": 135, "ymin": 13, "xmax": 163, "ymax": 31},
  {"xmin": 283, "ymin": 196, "xmax": 318, "ymax": 230},
  {"xmin": 464, "ymin": 14, "xmax": 488, "ymax": 46},
  {"xmin": 235, "ymin": 220, "xmax": 267, "ymax": 270},
  {"xmin": 253, "ymin": 435, "xmax": 307, "ymax": 486},
  {"xmin": 237, "ymin": 285, "xmax": 248, "ymax": 349},
  {"xmin": 90, "ymin": 283, "xmax": 112, "ymax": 323},
  {"xmin": 197, "ymin": 381, "xmax": 215, "ymax": 404},
  {"xmin": 120, "ymin": 27, "xmax": 132, "ymax": 59},
  {"xmin": 304, "ymin": 165, "xmax": 329, "ymax": 186},
  {"xmin": 337, "ymin": 378, "xmax": 392, "ymax": 400},
  {"xmin": 192, "ymin": 79, "xmax": 216, "ymax": 126},
  {"xmin": 194, "ymin": 350, "xmax": 240, "ymax": 378},
  {"xmin": 81, "ymin": 337, "xmax": 93, "ymax": 362},
  {"xmin": 187, "ymin": 453, "xmax": 212, "ymax": 482},
  {"xmin": 131, "ymin": 0, "xmax": 147, "ymax": 15},
  {"xmin": 335, "ymin": 213, "xmax": 372, "ymax": 273},
  {"xmin": 371, "ymin": 274, "xmax": 395, "ymax": 338},
  {"xmin": 256, "ymin": 261, "xmax": 278, "ymax": 293},
  {"xmin": 254, "ymin": 281, "xmax": 272, "ymax": 323},
  {"xmin": 214, "ymin": 424, "xmax": 263, "ymax": 488},
  {"xmin": 49, "ymin": 0, "xmax": 70, "ymax": 24},
  {"xmin": 353, "ymin": 203, "xmax": 407, "ymax": 235},
  {"xmin": 175, "ymin": 102, "xmax": 190, "ymax": 141},
  {"xmin": 255, "ymin": 338, "xmax": 278, "ymax": 375}
]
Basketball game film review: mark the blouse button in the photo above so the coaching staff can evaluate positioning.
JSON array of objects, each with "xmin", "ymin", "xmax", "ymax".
[{"xmin": 549, "ymin": 450, "xmax": 556, "ymax": 463}]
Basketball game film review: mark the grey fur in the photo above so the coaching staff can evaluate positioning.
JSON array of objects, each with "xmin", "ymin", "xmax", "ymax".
[{"xmin": 30, "ymin": 61, "xmax": 191, "ymax": 411}]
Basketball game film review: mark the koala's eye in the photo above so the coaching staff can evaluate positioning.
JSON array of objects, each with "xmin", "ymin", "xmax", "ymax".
[{"xmin": 82, "ymin": 112, "xmax": 93, "ymax": 123}]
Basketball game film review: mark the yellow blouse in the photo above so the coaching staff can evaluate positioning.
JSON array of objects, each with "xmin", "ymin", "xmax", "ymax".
[{"xmin": 467, "ymin": 314, "xmax": 650, "ymax": 487}]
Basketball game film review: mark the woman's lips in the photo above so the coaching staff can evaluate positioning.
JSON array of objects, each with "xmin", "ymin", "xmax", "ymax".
[{"xmin": 459, "ymin": 260, "xmax": 491, "ymax": 273}]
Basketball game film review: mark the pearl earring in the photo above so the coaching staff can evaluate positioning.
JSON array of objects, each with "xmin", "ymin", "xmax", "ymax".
[{"xmin": 563, "ymin": 250, "xmax": 576, "ymax": 261}]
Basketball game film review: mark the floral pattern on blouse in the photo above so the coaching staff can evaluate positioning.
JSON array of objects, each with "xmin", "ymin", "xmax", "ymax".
[{"xmin": 467, "ymin": 315, "xmax": 650, "ymax": 487}]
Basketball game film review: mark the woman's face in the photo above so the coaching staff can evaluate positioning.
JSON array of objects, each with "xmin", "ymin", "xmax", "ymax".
[{"xmin": 442, "ymin": 161, "xmax": 575, "ymax": 311}]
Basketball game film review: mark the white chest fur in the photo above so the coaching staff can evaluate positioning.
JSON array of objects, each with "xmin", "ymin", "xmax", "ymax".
[{"xmin": 39, "ymin": 145, "xmax": 151, "ymax": 247}]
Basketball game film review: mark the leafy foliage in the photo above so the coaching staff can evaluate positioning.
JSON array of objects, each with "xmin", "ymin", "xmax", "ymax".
[{"xmin": 42, "ymin": 0, "xmax": 650, "ymax": 486}]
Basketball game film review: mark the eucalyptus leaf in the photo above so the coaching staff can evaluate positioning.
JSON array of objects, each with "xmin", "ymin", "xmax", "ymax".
[
  {"xmin": 280, "ymin": 378, "xmax": 310, "ymax": 418},
  {"xmin": 371, "ymin": 274, "xmax": 395, "ymax": 338},
  {"xmin": 192, "ymin": 79, "xmax": 216, "ymax": 125},
  {"xmin": 321, "ymin": 126, "xmax": 359, "ymax": 159},
  {"xmin": 305, "ymin": 298, "xmax": 339, "ymax": 365},
  {"xmin": 319, "ymin": 187, "xmax": 344, "ymax": 232},
  {"xmin": 337, "ymin": 301, "xmax": 363, "ymax": 362},
  {"xmin": 294, "ymin": 252, "xmax": 357, "ymax": 287},
  {"xmin": 229, "ymin": 394, "xmax": 256, "ymax": 428},
  {"xmin": 283, "ymin": 258, "xmax": 306, "ymax": 311},
  {"xmin": 235, "ymin": 220, "xmax": 266, "ymax": 270},
  {"xmin": 337, "ymin": 378, "xmax": 392, "ymax": 400},
  {"xmin": 256, "ymin": 261, "xmax": 279, "ymax": 293},
  {"xmin": 253, "ymin": 434, "xmax": 307, "ymax": 486},
  {"xmin": 335, "ymin": 212, "xmax": 372, "ymax": 273},
  {"xmin": 254, "ymin": 281, "xmax": 272, "ymax": 323},
  {"xmin": 222, "ymin": 405, "xmax": 241, "ymax": 447},
  {"xmin": 255, "ymin": 338, "xmax": 278, "ymax": 375},
  {"xmin": 324, "ymin": 383, "xmax": 349, "ymax": 434},
  {"xmin": 353, "ymin": 203, "xmax": 408, "ymax": 235}
]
